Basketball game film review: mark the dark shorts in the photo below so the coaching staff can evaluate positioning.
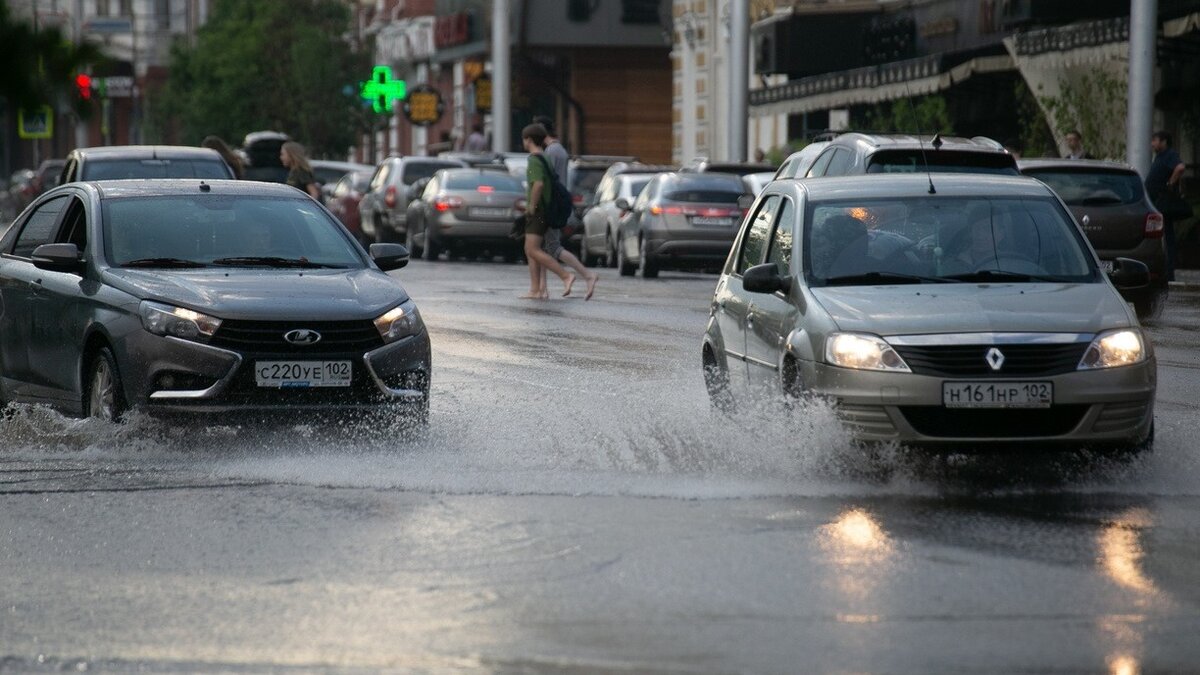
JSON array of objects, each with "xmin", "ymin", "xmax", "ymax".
[
  {"xmin": 525, "ymin": 210, "xmax": 549, "ymax": 237},
  {"xmin": 542, "ymin": 228, "xmax": 564, "ymax": 259}
]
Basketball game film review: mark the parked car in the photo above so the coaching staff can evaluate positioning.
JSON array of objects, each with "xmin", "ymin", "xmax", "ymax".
[
  {"xmin": 743, "ymin": 171, "xmax": 776, "ymax": 196},
  {"xmin": 6, "ymin": 169, "xmax": 38, "ymax": 216},
  {"xmin": 404, "ymin": 169, "xmax": 527, "ymax": 261},
  {"xmin": 358, "ymin": 157, "xmax": 467, "ymax": 244},
  {"xmin": 683, "ymin": 159, "xmax": 777, "ymax": 176},
  {"xmin": 32, "ymin": 159, "xmax": 66, "ymax": 197},
  {"xmin": 310, "ymin": 160, "xmax": 374, "ymax": 201},
  {"xmin": 772, "ymin": 141, "xmax": 831, "ymax": 180},
  {"xmin": 803, "ymin": 133, "xmax": 1018, "ymax": 177},
  {"xmin": 615, "ymin": 172, "xmax": 751, "ymax": 278},
  {"xmin": 580, "ymin": 171, "xmax": 656, "ymax": 267},
  {"xmin": 702, "ymin": 173, "xmax": 1154, "ymax": 453},
  {"xmin": 241, "ymin": 131, "xmax": 290, "ymax": 183},
  {"xmin": 1020, "ymin": 159, "xmax": 1168, "ymax": 319},
  {"xmin": 0, "ymin": 179, "xmax": 429, "ymax": 421},
  {"xmin": 568, "ymin": 155, "xmax": 636, "ymax": 217},
  {"xmin": 325, "ymin": 170, "xmax": 374, "ymax": 244},
  {"xmin": 437, "ymin": 151, "xmax": 509, "ymax": 171},
  {"xmin": 59, "ymin": 146, "xmax": 235, "ymax": 184}
]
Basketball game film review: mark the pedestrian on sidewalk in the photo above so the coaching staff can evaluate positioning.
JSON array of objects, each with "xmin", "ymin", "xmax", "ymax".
[
  {"xmin": 465, "ymin": 123, "xmax": 487, "ymax": 153},
  {"xmin": 280, "ymin": 141, "xmax": 320, "ymax": 200},
  {"xmin": 528, "ymin": 115, "xmax": 598, "ymax": 300},
  {"xmin": 1146, "ymin": 131, "xmax": 1188, "ymax": 282},
  {"xmin": 520, "ymin": 123, "xmax": 575, "ymax": 299}
]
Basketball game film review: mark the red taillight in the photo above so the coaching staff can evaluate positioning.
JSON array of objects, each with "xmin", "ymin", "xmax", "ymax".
[
  {"xmin": 384, "ymin": 185, "xmax": 397, "ymax": 208},
  {"xmin": 1145, "ymin": 212, "xmax": 1164, "ymax": 238},
  {"xmin": 434, "ymin": 196, "xmax": 464, "ymax": 212},
  {"xmin": 651, "ymin": 203, "xmax": 739, "ymax": 217},
  {"xmin": 514, "ymin": 198, "xmax": 527, "ymax": 213},
  {"xmin": 476, "ymin": 185, "xmax": 494, "ymax": 193}
]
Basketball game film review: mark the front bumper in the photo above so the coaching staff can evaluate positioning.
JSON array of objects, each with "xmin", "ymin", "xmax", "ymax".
[
  {"xmin": 126, "ymin": 329, "xmax": 431, "ymax": 414},
  {"xmin": 645, "ymin": 233, "xmax": 736, "ymax": 268},
  {"xmin": 799, "ymin": 358, "xmax": 1156, "ymax": 447}
]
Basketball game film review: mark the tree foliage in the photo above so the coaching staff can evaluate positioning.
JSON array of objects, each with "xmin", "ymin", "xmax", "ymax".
[
  {"xmin": 1039, "ymin": 70, "xmax": 1127, "ymax": 160},
  {"xmin": 0, "ymin": 2, "xmax": 105, "ymax": 118},
  {"xmin": 861, "ymin": 95, "xmax": 953, "ymax": 135},
  {"xmin": 1013, "ymin": 78, "xmax": 1056, "ymax": 158},
  {"xmin": 151, "ymin": 0, "xmax": 369, "ymax": 157}
]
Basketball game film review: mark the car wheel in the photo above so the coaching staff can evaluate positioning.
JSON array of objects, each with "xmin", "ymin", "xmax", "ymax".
[
  {"xmin": 85, "ymin": 346, "xmax": 126, "ymax": 422},
  {"xmin": 605, "ymin": 231, "xmax": 617, "ymax": 269},
  {"xmin": 1134, "ymin": 289, "xmax": 1166, "ymax": 322},
  {"xmin": 781, "ymin": 357, "xmax": 807, "ymax": 409},
  {"xmin": 373, "ymin": 215, "xmax": 393, "ymax": 244},
  {"xmin": 703, "ymin": 348, "xmax": 734, "ymax": 414},
  {"xmin": 580, "ymin": 233, "xmax": 592, "ymax": 266},
  {"xmin": 1100, "ymin": 421, "xmax": 1155, "ymax": 460},
  {"xmin": 422, "ymin": 221, "xmax": 440, "ymax": 261},
  {"xmin": 405, "ymin": 221, "xmax": 423, "ymax": 258},
  {"xmin": 616, "ymin": 234, "xmax": 636, "ymax": 277},
  {"xmin": 638, "ymin": 237, "xmax": 659, "ymax": 279}
]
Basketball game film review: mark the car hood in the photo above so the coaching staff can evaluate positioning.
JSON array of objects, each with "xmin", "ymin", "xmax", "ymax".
[
  {"xmin": 102, "ymin": 268, "xmax": 408, "ymax": 321},
  {"xmin": 810, "ymin": 283, "xmax": 1132, "ymax": 336}
]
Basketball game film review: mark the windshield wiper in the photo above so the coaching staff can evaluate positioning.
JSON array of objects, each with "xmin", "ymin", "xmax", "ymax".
[
  {"xmin": 122, "ymin": 257, "xmax": 208, "ymax": 268},
  {"xmin": 941, "ymin": 269, "xmax": 1074, "ymax": 283},
  {"xmin": 823, "ymin": 271, "xmax": 960, "ymax": 286},
  {"xmin": 211, "ymin": 256, "xmax": 342, "ymax": 269}
]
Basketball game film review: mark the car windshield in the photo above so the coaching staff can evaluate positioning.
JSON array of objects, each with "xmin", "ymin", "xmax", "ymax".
[
  {"xmin": 664, "ymin": 176, "xmax": 745, "ymax": 203},
  {"xmin": 84, "ymin": 159, "xmax": 232, "ymax": 180},
  {"xmin": 805, "ymin": 196, "xmax": 1097, "ymax": 286},
  {"xmin": 570, "ymin": 167, "xmax": 606, "ymax": 192},
  {"xmin": 1023, "ymin": 168, "xmax": 1145, "ymax": 206},
  {"xmin": 101, "ymin": 194, "xmax": 364, "ymax": 268},
  {"xmin": 866, "ymin": 150, "xmax": 1019, "ymax": 175},
  {"xmin": 402, "ymin": 162, "xmax": 463, "ymax": 184},
  {"xmin": 443, "ymin": 172, "xmax": 524, "ymax": 192}
]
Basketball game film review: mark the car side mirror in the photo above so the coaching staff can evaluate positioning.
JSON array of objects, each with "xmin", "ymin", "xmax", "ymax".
[
  {"xmin": 615, "ymin": 198, "xmax": 631, "ymax": 211},
  {"xmin": 1107, "ymin": 256, "xmax": 1149, "ymax": 290},
  {"xmin": 31, "ymin": 243, "xmax": 83, "ymax": 273},
  {"xmin": 742, "ymin": 262, "xmax": 791, "ymax": 294},
  {"xmin": 370, "ymin": 243, "xmax": 410, "ymax": 271},
  {"xmin": 737, "ymin": 194, "xmax": 756, "ymax": 210}
]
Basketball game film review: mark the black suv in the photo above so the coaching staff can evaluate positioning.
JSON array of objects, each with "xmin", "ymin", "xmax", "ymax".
[{"xmin": 803, "ymin": 133, "xmax": 1018, "ymax": 178}]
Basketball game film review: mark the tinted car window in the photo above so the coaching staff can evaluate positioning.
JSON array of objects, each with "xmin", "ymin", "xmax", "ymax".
[
  {"xmin": 823, "ymin": 149, "xmax": 855, "ymax": 176},
  {"xmin": 804, "ymin": 196, "xmax": 1095, "ymax": 285},
  {"xmin": 1024, "ymin": 168, "xmax": 1144, "ymax": 206},
  {"xmin": 766, "ymin": 198, "xmax": 795, "ymax": 276},
  {"xmin": 866, "ymin": 150, "xmax": 1019, "ymax": 175},
  {"xmin": 13, "ymin": 195, "xmax": 68, "ymax": 257},
  {"xmin": 102, "ymin": 195, "xmax": 363, "ymax": 268},
  {"xmin": 84, "ymin": 159, "xmax": 232, "ymax": 180},
  {"xmin": 737, "ymin": 195, "xmax": 779, "ymax": 274},
  {"xmin": 402, "ymin": 162, "xmax": 463, "ymax": 184},
  {"xmin": 664, "ymin": 176, "xmax": 745, "ymax": 203},
  {"xmin": 625, "ymin": 178, "xmax": 651, "ymax": 198},
  {"xmin": 807, "ymin": 150, "xmax": 836, "ymax": 177},
  {"xmin": 443, "ymin": 172, "xmax": 524, "ymax": 192}
]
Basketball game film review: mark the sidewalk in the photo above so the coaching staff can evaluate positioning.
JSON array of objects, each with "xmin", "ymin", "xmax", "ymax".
[{"xmin": 1170, "ymin": 268, "xmax": 1200, "ymax": 290}]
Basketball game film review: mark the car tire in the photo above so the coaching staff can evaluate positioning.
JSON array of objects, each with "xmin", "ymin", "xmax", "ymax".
[
  {"xmin": 703, "ymin": 348, "xmax": 734, "ymax": 414},
  {"xmin": 85, "ymin": 346, "xmax": 127, "ymax": 422},
  {"xmin": 405, "ymin": 221, "xmax": 423, "ymax": 258},
  {"xmin": 616, "ymin": 234, "xmax": 636, "ymax": 277},
  {"xmin": 605, "ymin": 230, "xmax": 617, "ymax": 269},
  {"xmin": 580, "ymin": 233, "xmax": 593, "ymax": 266},
  {"xmin": 373, "ymin": 214, "xmax": 393, "ymax": 244},
  {"xmin": 422, "ymin": 221, "xmax": 441, "ymax": 261},
  {"xmin": 1134, "ymin": 288, "xmax": 1166, "ymax": 322},
  {"xmin": 638, "ymin": 237, "xmax": 659, "ymax": 279}
]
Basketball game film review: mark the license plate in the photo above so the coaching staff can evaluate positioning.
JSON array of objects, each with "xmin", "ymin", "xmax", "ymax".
[
  {"xmin": 943, "ymin": 381, "xmax": 1053, "ymax": 408},
  {"xmin": 255, "ymin": 361, "xmax": 352, "ymax": 388},
  {"xmin": 470, "ymin": 206, "xmax": 510, "ymax": 218},
  {"xmin": 1099, "ymin": 259, "xmax": 1114, "ymax": 273},
  {"xmin": 692, "ymin": 217, "xmax": 734, "ymax": 226}
]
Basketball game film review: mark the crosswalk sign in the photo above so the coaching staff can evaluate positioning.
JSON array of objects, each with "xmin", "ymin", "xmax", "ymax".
[{"xmin": 18, "ymin": 106, "xmax": 53, "ymax": 140}]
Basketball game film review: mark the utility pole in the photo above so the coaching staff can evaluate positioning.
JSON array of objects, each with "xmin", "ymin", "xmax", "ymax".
[
  {"xmin": 491, "ymin": 0, "xmax": 510, "ymax": 153},
  {"xmin": 1127, "ymin": 0, "xmax": 1156, "ymax": 176},
  {"xmin": 727, "ymin": 0, "xmax": 749, "ymax": 162}
]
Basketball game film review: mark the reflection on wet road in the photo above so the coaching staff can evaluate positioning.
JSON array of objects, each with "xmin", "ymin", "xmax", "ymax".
[{"xmin": 2, "ymin": 261, "xmax": 1199, "ymax": 673}]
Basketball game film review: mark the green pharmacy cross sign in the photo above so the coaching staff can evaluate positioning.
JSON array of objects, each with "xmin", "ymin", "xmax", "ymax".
[{"xmin": 361, "ymin": 66, "xmax": 407, "ymax": 114}]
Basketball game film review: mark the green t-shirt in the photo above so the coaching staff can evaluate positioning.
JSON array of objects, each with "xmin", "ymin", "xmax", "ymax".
[{"xmin": 525, "ymin": 154, "xmax": 552, "ymax": 210}]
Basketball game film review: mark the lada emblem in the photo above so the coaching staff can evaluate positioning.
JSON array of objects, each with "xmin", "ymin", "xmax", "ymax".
[
  {"xmin": 284, "ymin": 329, "xmax": 322, "ymax": 345},
  {"xmin": 985, "ymin": 347, "xmax": 1005, "ymax": 371}
]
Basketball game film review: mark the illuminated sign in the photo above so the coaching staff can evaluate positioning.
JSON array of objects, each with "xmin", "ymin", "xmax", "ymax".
[
  {"xmin": 473, "ymin": 76, "xmax": 491, "ymax": 113},
  {"xmin": 403, "ymin": 84, "xmax": 445, "ymax": 126},
  {"xmin": 18, "ymin": 106, "xmax": 54, "ymax": 139},
  {"xmin": 360, "ymin": 66, "xmax": 407, "ymax": 114}
]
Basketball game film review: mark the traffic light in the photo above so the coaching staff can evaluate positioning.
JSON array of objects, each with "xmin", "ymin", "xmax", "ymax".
[{"xmin": 75, "ymin": 73, "xmax": 93, "ymax": 100}]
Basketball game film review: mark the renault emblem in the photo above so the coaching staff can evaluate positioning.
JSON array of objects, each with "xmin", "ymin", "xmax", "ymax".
[
  {"xmin": 284, "ymin": 329, "xmax": 322, "ymax": 345},
  {"xmin": 985, "ymin": 347, "xmax": 1005, "ymax": 371}
]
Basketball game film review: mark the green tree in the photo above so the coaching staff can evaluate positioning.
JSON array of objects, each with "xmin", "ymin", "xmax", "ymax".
[
  {"xmin": 861, "ymin": 95, "xmax": 953, "ymax": 135},
  {"xmin": 1013, "ymin": 78, "xmax": 1055, "ymax": 158},
  {"xmin": 0, "ymin": 2, "xmax": 105, "ymax": 118},
  {"xmin": 1039, "ymin": 70, "xmax": 1127, "ymax": 160},
  {"xmin": 150, "ymin": 0, "xmax": 369, "ymax": 157}
]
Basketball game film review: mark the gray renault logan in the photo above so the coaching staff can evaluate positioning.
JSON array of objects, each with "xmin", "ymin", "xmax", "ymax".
[
  {"xmin": 702, "ymin": 174, "xmax": 1156, "ymax": 452},
  {"xmin": 0, "ymin": 180, "xmax": 430, "ymax": 422}
]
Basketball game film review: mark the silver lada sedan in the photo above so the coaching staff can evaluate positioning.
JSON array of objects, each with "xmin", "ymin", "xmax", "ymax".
[
  {"xmin": 702, "ymin": 174, "xmax": 1156, "ymax": 452},
  {"xmin": 0, "ymin": 180, "xmax": 430, "ymax": 422}
]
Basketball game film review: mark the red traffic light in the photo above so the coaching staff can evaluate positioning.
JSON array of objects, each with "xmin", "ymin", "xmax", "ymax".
[{"xmin": 75, "ymin": 74, "xmax": 93, "ymax": 100}]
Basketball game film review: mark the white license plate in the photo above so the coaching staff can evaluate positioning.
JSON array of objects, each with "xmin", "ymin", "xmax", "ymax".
[
  {"xmin": 943, "ymin": 381, "xmax": 1053, "ymax": 408},
  {"xmin": 692, "ymin": 217, "xmax": 734, "ymax": 226},
  {"xmin": 1099, "ymin": 259, "xmax": 1114, "ymax": 273},
  {"xmin": 255, "ymin": 361, "xmax": 352, "ymax": 388},
  {"xmin": 470, "ymin": 206, "xmax": 510, "ymax": 218}
]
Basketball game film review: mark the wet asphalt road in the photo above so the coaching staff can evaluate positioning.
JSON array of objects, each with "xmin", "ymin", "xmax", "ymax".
[{"xmin": 3, "ymin": 261, "xmax": 1200, "ymax": 674}]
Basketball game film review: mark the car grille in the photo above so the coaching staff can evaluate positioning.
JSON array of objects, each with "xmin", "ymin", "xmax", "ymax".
[
  {"xmin": 892, "ymin": 343, "xmax": 1089, "ymax": 378},
  {"xmin": 208, "ymin": 319, "xmax": 385, "ymax": 356},
  {"xmin": 899, "ymin": 406, "xmax": 1089, "ymax": 438}
]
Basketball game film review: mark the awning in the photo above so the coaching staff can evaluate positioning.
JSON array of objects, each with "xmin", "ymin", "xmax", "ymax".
[{"xmin": 749, "ymin": 52, "xmax": 1014, "ymax": 118}]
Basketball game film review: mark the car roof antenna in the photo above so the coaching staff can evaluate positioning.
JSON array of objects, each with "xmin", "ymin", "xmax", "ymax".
[{"xmin": 902, "ymin": 82, "xmax": 936, "ymax": 194}]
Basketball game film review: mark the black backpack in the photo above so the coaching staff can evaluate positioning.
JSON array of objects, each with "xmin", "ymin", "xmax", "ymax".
[{"xmin": 532, "ymin": 154, "xmax": 573, "ymax": 230}]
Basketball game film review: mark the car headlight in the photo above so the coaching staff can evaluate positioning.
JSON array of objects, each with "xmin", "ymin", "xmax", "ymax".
[
  {"xmin": 374, "ymin": 300, "xmax": 422, "ymax": 344},
  {"xmin": 1078, "ymin": 329, "xmax": 1146, "ymax": 370},
  {"xmin": 139, "ymin": 300, "xmax": 221, "ymax": 340},
  {"xmin": 825, "ymin": 332, "xmax": 911, "ymax": 372}
]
